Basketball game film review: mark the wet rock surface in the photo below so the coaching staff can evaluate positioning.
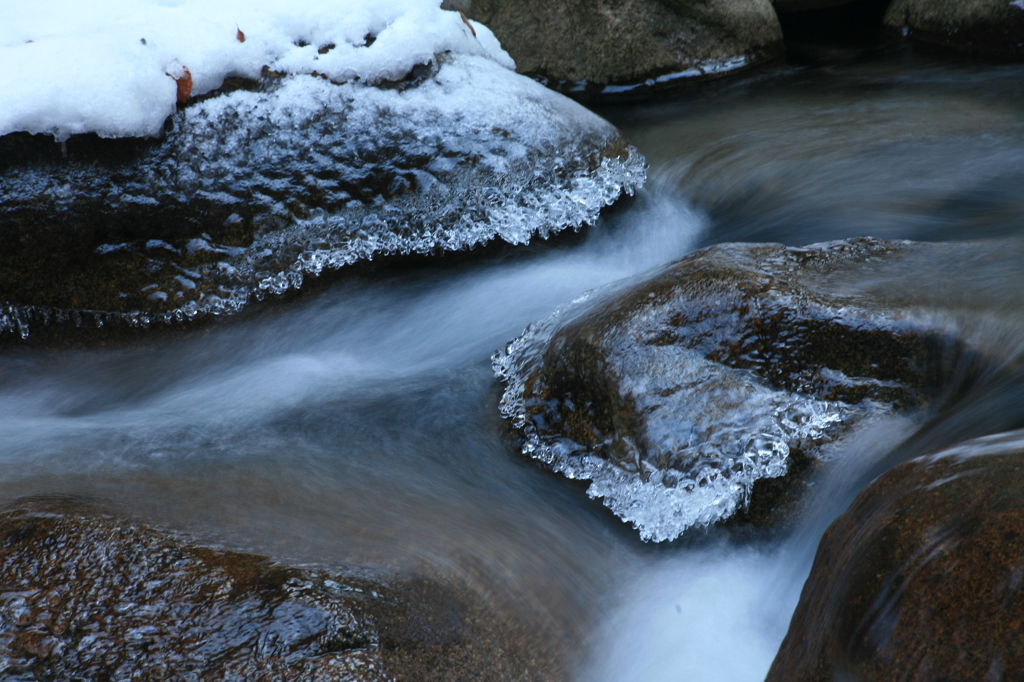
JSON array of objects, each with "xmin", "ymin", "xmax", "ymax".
[
  {"xmin": 767, "ymin": 429, "xmax": 1024, "ymax": 681},
  {"xmin": 0, "ymin": 54, "xmax": 645, "ymax": 340},
  {"xmin": 0, "ymin": 496, "xmax": 556, "ymax": 681},
  {"xmin": 494, "ymin": 238, "xmax": 977, "ymax": 541},
  {"xmin": 884, "ymin": 0, "xmax": 1024, "ymax": 59},
  {"xmin": 467, "ymin": 0, "xmax": 784, "ymax": 99}
]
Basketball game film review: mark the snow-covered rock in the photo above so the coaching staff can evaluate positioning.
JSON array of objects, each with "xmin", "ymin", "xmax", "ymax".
[{"xmin": 0, "ymin": 1, "xmax": 645, "ymax": 338}]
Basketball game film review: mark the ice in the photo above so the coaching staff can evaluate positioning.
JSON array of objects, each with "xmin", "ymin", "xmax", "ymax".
[
  {"xmin": 493, "ymin": 283, "xmax": 870, "ymax": 542},
  {"xmin": 1, "ymin": 0, "xmax": 512, "ymax": 140},
  {"xmin": 1, "ymin": 51, "xmax": 646, "ymax": 336},
  {"xmin": 1, "ymin": 0, "xmax": 647, "ymax": 337}
]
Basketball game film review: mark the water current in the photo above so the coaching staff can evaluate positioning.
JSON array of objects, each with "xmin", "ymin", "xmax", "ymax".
[{"xmin": 3, "ymin": 45, "xmax": 1024, "ymax": 680}]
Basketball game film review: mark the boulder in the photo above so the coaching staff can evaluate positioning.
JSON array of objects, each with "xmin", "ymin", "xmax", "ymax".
[
  {"xmin": 467, "ymin": 0, "xmax": 785, "ymax": 98},
  {"xmin": 1, "ymin": 41, "xmax": 644, "ymax": 341},
  {"xmin": 767, "ymin": 429, "xmax": 1024, "ymax": 681},
  {"xmin": 884, "ymin": 0, "xmax": 1024, "ymax": 59},
  {"xmin": 0, "ymin": 496, "xmax": 554, "ymax": 681},
  {"xmin": 493, "ymin": 238, "xmax": 995, "ymax": 542}
]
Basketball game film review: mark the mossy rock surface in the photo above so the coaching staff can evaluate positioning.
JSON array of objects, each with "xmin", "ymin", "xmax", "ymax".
[
  {"xmin": 767, "ymin": 429, "xmax": 1024, "ymax": 681},
  {"xmin": 0, "ymin": 496, "xmax": 558, "ymax": 681}
]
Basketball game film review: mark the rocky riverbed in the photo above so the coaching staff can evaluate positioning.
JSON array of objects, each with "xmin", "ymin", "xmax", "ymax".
[{"xmin": 4, "ymin": 1, "xmax": 1024, "ymax": 680}]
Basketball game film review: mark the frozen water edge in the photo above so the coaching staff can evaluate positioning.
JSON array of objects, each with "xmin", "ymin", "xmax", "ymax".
[
  {"xmin": 1, "ymin": 54, "xmax": 646, "ymax": 337},
  {"xmin": 492, "ymin": 283, "xmax": 870, "ymax": 543}
]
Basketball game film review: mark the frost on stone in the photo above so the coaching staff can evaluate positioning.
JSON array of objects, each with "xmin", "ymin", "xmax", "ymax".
[
  {"xmin": 0, "ymin": 53, "xmax": 646, "ymax": 336},
  {"xmin": 490, "ymin": 240, "xmax": 961, "ymax": 542},
  {"xmin": 493, "ymin": 290, "xmax": 861, "ymax": 542}
]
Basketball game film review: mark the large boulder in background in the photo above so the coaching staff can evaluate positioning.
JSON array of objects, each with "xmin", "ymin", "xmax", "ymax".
[
  {"xmin": 767, "ymin": 430, "xmax": 1024, "ymax": 681},
  {"xmin": 493, "ymin": 237, "xmax": 1024, "ymax": 542},
  {"xmin": 0, "ymin": 496, "xmax": 554, "ymax": 681},
  {"xmin": 0, "ymin": 6, "xmax": 645, "ymax": 341},
  {"xmin": 884, "ymin": 0, "xmax": 1024, "ymax": 59},
  {"xmin": 466, "ymin": 0, "xmax": 785, "ymax": 98}
]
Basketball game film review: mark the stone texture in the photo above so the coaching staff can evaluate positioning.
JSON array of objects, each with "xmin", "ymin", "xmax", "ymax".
[
  {"xmin": 0, "ymin": 55, "xmax": 644, "ymax": 342},
  {"xmin": 885, "ymin": 0, "xmax": 1024, "ymax": 59},
  {"xmin": 495, "ymin": 237, "xmax": 990, "ymax": 540},
  {"xmin": 467, "ymin": 0, "xmax": 784, "ymax": 98},
  {"xmin": 0, "ymin": 496, "xmax": 557, "ymax": 681},
  {"xmin": 767, "ymin": 429, "xmax": 1024, "ymax": 681}
]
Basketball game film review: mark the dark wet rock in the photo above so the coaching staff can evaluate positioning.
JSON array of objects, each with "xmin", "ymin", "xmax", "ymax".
[
  {"xmin": 494, "ymin": 238, "xmax": 979, "ymax": 541},
  {"xmin": 884, "ymin": 0, "xmax": 1024, "ymax": 59},
  {"xmin": 0, "ymin": 496, "xmax": 557, "ymax": 681},
  {"xmin": 0, "ymin": 54, "xmax": 645, "ymax": 341},
  {"xmin": 767, "ymin": 429, "xmax": 1024, "ymax": 681},
  {"xmin": 467, "ymin": 0, "xmax": 784, "ymax": 99}
]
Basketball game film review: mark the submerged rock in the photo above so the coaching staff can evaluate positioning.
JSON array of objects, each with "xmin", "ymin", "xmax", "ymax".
[
  {"xmin": 767, "ymin": 430, "xmax": 1024, "ymax": 681},
  {"xmin": 467, "ymin": 0, "xmax": 784, "ymax": 99},
  {"xmin": 0, "ymin": 53, "xmax": 645, "ymax": 340},
  {"xmin": 493, "ymin": 238, "xmax": 979, "ymax": 541},
  {"xmin": 0, "ymin": 496, "xmax": 554, "ymax": 681},
  {"xmin": 884, "ymin": 0, "xmax": 1024, "ymax": 59}
]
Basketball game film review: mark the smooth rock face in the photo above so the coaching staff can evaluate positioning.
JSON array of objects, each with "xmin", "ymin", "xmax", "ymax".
[
  {"xmin": 885, "ymin": 0, "xmax": 1024, "ymax": 59},
  {"xmin": 0, "ymin": 496, "xmax": 551, "ymax": 681},
  {"xmin": 494, "ymin": 238, "xmax": 973, "ymax": 541},
  {"xmin": 467, "ymin": 0, "xmax": 784, "ymax": 98},
  {"xmin": 767, "ymin": 430, "xmax": 1024, "ymax": 681},
  {"xmin": 0, "ymin": 54, "xmax": 645, "ymax": 340}
]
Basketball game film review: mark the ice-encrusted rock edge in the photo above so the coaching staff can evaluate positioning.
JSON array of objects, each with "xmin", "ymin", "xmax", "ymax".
[
  {"xmin": 491, "ymin": 278, "xmax": 871, "ymax": 543},
  {"xmin": 1, "ymin": 145, "xmax": 645, "ymax": 339}
]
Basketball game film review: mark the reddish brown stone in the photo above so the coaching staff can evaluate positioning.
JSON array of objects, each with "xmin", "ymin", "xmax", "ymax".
[
  {"xmin": 0, "ymin": 496, "xmax": 559, "ymax": 681},
  {"xmin": 767, "ymin": 430, "xmax": 1024, "ymax": 681}
]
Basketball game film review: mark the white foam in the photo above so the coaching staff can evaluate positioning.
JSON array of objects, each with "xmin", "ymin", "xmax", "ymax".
[{"xmin": 0, "ymin": 0, "xmax": 513, "ymax": 140}]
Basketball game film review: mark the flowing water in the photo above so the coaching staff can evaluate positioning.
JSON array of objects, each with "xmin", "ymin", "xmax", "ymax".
[{"xmin": 3, "ymin": 46, "xmax": 1024, "ymax": 680}]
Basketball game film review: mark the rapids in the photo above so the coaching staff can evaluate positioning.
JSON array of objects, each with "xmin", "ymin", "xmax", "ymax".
[{"xmin": 3, "ymin": 45, "xmax": 1024, "ymax": 680}]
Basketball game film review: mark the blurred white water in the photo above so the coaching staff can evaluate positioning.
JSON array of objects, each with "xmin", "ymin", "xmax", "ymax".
[
  {"xmin": 3, "ymin": 48, "xmax": 1024, "ymax": 682},
  {"xmin": 0, "ymin": 179, "xmax": 707, "ymax": 673}
]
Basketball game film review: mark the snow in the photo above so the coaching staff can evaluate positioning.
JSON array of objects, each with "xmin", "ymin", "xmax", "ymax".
[{"xmin": 0, "ymin": 0, "xmax": 513, "ymax": 140}]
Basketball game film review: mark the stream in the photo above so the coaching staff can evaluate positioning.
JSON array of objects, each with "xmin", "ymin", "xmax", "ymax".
[{"xmin": 3, "ymin": 45, "xmax": 1024, "ymax": 680}]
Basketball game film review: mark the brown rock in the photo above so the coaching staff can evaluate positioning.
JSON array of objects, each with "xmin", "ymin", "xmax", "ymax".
[
  {"xmin": 767, "ymin": 430, "xmax": 1024, "ymax": 681},
  {"xmin": 0, "ymin": 60, "xmax": 645, "ymax": 342},
  {"xmin": 884, "ymin": 0, "xmax": 1024, "ymax": 59},
  {"xmin": 468, "ymin": 0, "xmax": 784, "ymax": 98},
  {"xmin": 494, "ymin": 237, "xmax": 998, "ymax": 541},
  {"xmin": 0, "ymin": 496, "xmax": 556, "ymax": 681}
]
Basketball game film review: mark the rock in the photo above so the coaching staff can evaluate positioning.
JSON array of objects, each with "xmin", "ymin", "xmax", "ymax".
[
  {"xmin": 0, "ymin": 54, "xmax": 645, "ymax": 341},
  {"xmin": 884, "ymin": 0, "xmax": 1024, "ymax": 59},
  {"xmin": 467, "ymin": 0, "xmax": 784, "ymax": 99},
  {"xmin": 767, "ymin": 429, "xmax": 1024, "ymax": 681},
  {"xmin": 493, "ymin": 238, "xmax": 986, "ymax": 542},
  {"xmin": 0, "ymin": 496, "xmax": 555, "ymax": 681}
]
